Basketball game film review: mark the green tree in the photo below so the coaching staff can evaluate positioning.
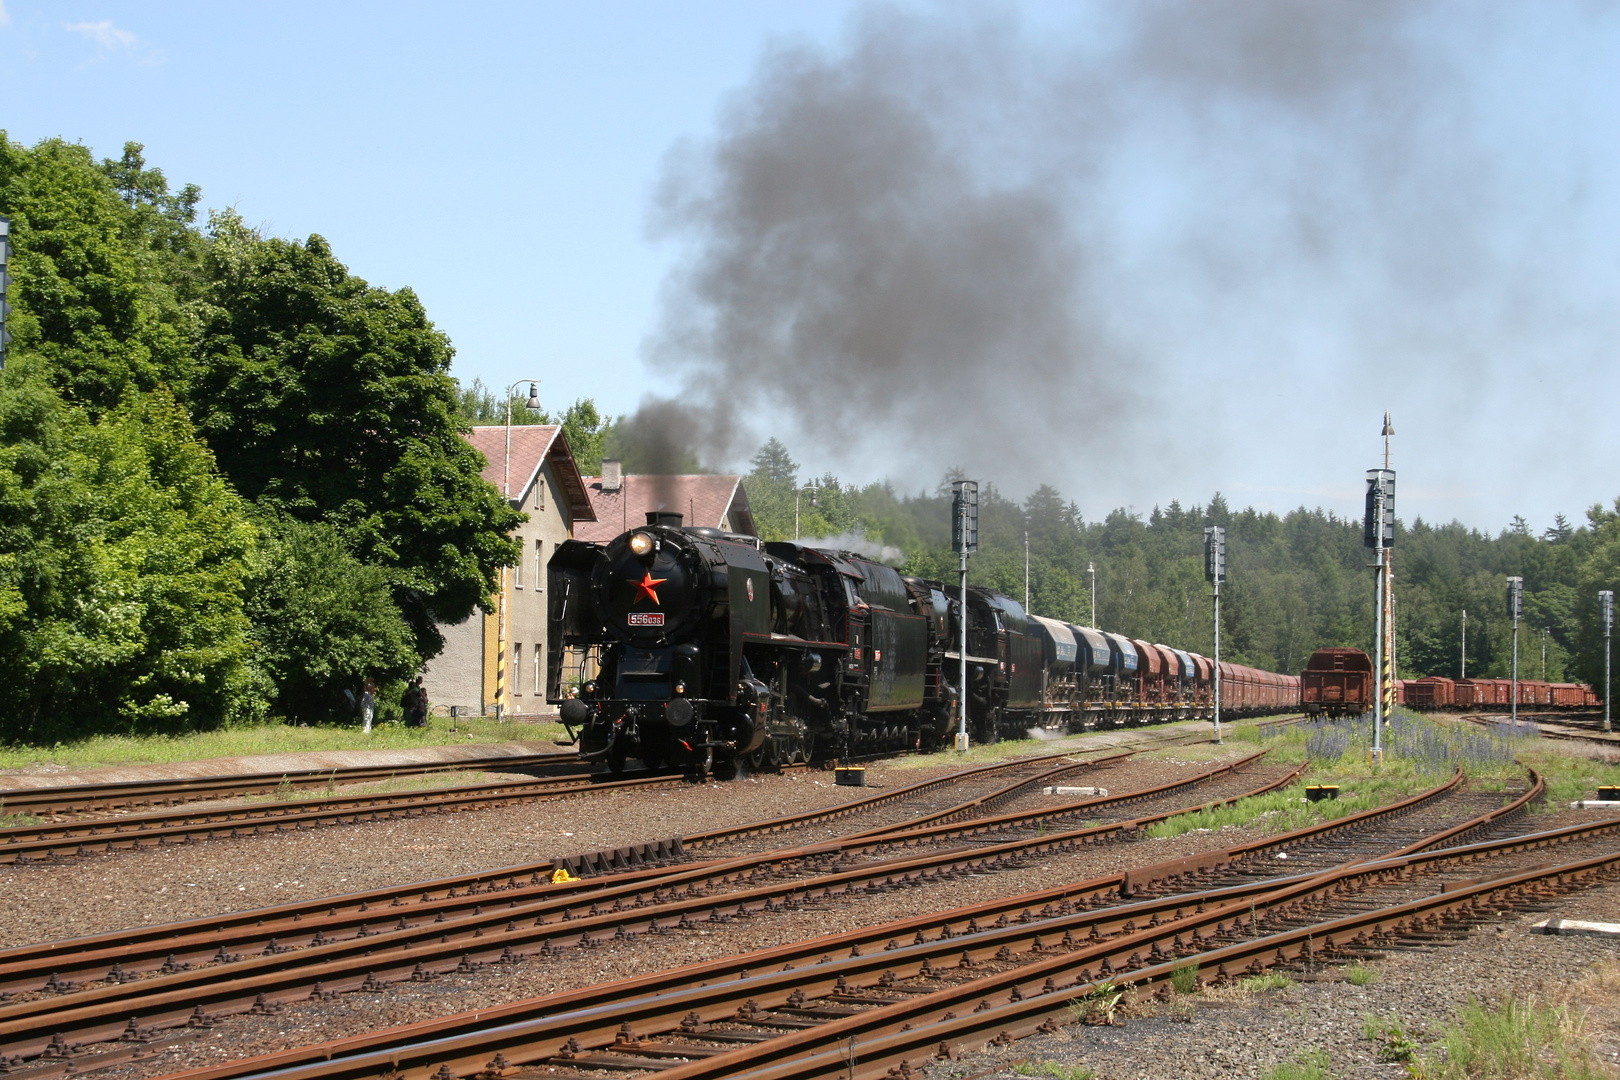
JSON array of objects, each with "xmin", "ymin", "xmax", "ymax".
[
  {"xmin": 187, "ymin": 211, "xmax": 522, "ymax": 656},
  {"xmin": 245, "ymin": 516, "xmax": 420, "ymax": 720},
  {"xmin": 0, "ymin": 134, "xmax": 195, "ymax": 407},
  {"xmin": 0, "ymin": 372, "xmax": 261, "ymax": 741}
]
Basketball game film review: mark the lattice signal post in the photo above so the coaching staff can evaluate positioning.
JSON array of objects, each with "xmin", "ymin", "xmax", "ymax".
[
  {"xmin": 951, "ymin": 480, "xmax": 978, "ymax": 752},
  {"xmin": 1205, "ymin": 524, "xmax": 1226, "ymax": 744},
  {"xmin": 1602, "ymin": 590, "xmax": 1614, "ymax": 734},
  {"xmin": 1507, "ymin": 576, "xmax": 1524, "ymax": 727},
  {"xmin": 1364, "ymin": 468, "xmax": 1396, "ymax": 764}
]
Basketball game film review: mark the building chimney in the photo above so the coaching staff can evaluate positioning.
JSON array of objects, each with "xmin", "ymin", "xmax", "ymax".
[{"xmin": 601, "ymin": 459, "xmax": 622, "ymax": 493}]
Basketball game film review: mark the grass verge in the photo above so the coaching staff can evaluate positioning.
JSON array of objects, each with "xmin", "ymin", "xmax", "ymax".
[
  {"xmin": 1260, "ymin": 1049, "xmax": 1330, "ymax": 1080},
  {"xmin": 0, "ymin": 716, "xmax": 567, "ymax": 773},
  {"xmin": 1415, "ymin": 995, "xmax": 1605, "ymax": 1079}
]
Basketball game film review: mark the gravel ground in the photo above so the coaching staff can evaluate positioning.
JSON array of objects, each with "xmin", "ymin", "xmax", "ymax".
[
  {"xmin": 933, "ymin": 832, "xmax": 1620, "ymax": 1080},
  {"xmin": 92, "ymin": 770, "xmax": 1298, "ymax": 1080},
  {"xmin": 0, "ymin": 764, "xmax": 965, "ymax": 948},
  {"xmin": 0, "ymin": 738, "xmax": 1246, "ymax": 949}
]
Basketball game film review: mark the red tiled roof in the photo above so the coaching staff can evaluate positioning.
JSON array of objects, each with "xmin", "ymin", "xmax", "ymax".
[
  {"xmin": 573, "ymin": 475, "xmax": 754, "ymax": 542},
  {"xmin": 463, "ymin": 426, "xmax": 596, "ymax": 521}
]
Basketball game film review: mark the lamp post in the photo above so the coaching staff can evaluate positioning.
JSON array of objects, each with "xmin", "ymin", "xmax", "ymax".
[
  {"xmin": 1460, "ymin": 609, "xmax": 1467, "ymax": 679},
  {"xmin": 1087, "ymin": 562, "xmax": 1097, "ymax": 627},
  {"xmin": 495, "ymin": 379, "xmax": 543, "ymax": 720}
]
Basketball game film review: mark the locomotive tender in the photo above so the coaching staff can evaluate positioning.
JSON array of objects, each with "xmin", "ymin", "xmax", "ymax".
[{"xmin": 548, "ymin": 513, "xmax": 1297, "ymax": 777}]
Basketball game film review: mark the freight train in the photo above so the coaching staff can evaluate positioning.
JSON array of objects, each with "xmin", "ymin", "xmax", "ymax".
[
  {"xmin": 1299, "ymin": 647, "xmax": 1600, "ymax": 715},
  {"xmin": 546, "ymin": 513, "xmax": 1297, "ymax": 777}
]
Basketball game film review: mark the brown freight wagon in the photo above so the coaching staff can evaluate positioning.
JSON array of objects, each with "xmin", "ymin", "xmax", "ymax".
[
  {"xmin": 1407, "ymin": 676, "xmax": 1456, "ymax": 709},
  {"xmin": 1300, "ymin": 648, "xmax": 1374, "ymax": 717}
]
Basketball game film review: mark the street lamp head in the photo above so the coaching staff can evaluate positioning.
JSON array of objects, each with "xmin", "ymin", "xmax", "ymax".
[{"xmin": 524, "ymin": 383, "xmax": 541, "ymax": 410}]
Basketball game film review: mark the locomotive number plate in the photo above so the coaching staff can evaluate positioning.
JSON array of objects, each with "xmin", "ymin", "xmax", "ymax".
[{"xmin": 628, "ymin": 613, "xmax": 665, "ymax": 627}]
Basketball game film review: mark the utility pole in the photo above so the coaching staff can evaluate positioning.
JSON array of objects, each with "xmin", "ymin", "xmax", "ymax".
[
  {"xmin": 1088, "ymin": 562, "xmax": 1097, "ymax": 627},
  {"xmin": 1507, "ymin": 576, "xmax": 1524, "ymax": 726},
  {"xmin": 1364, "ymin": 467, "xmax": 1395, "ymax": 764},
  {"xmin": 1460, "ymin": 609, "xmax": 1467, "ymax": 679},
  {"xmin": 952, "ymin": 481, "xmax": 979, "ymax": 752},
  {"xmin": 1541, "ymin": 627, "xmax": 1548, "ymax": 682},
  {"xmin": 1601, "ymin": 591, "xmax": 1613, "ymax": 734},
  {"xmin": 1205, "ymin": 525, "xmax": 1226, "ymax": 744}
]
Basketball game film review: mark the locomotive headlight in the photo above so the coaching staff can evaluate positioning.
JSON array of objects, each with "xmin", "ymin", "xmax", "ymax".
[
  {"xmin": 583, "ymin": 680, "xmax": 597, "ymax": 696},
  {"xmin": 674, "ymin": 680, "xmax": 686, "ymax": 695},
  {"xmin": 628, "ymin": 532, "xmax": 654, "ymax": 557}
]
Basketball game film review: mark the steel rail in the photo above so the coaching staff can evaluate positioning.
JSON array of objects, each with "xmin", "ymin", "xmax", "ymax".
[
  {"xmin": 0, "ymin": 772, "xmax": 698, "ymax": 865},
  {"xmin": 0, "ymin": 752, "xmax": 582, "ymax": 817},
  {"xmin": 682, "ymin": 826, "xmax": 1620, "ymax": 1080},
  {"xmin": 0, "ymin": 756, "xmax": 1292, "ymax": 1062},
  {"xmin": 0, "ymin": 748, "xmax": 1141, "ymax": 992},
  {"xmin": 140, "ymin": 767, "xmax": 1572, "ymax": 1080}
]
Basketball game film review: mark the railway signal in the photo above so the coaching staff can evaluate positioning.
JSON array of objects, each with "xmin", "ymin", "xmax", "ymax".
[
  {"xmin": 0, "ymin": 215, "xmax": 12, "ymax": 370},
  {"xmin": 1507, "ymin": 576, "xmax": 1524, "ymax": 726},
  {"xmin": 1364, "ymin": 468, "xmax": 1396, "ymax": 764},
  {"xmin": 951, "ymin": 480, "xmax": 978, "ymax": 752},
  {"xmin": 1205, "ymin": 525, "xmax": 1226, "ymax": 744},
  {"xmin": 1601, "ymin": 590, "xmax": 1613, "ymax": 733}
]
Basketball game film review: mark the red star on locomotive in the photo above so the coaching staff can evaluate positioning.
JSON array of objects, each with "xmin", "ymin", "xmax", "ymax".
[{"xmin": 632, "ymin": 572, "xmax": 666, "ymax": 605}]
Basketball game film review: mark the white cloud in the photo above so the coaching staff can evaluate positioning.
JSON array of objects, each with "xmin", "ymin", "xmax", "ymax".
[
  {"xmin": 64, "ymin": 19, "xmax": 138, "ymax": 50},
  {"xmin": 0, "ymin": 2, "xmax": 11, "ymax": 28}
]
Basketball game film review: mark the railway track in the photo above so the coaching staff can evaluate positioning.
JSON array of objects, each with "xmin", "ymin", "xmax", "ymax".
[
  {"xmin": 123, "ymin": 763, "xmax": 1575, "ymax": 1080},
  {"xmin": 0, "ymin": 751, "xmax": 1291, "ymax": 1069},
  {"xmin": 0, "ymin": 721, "xmax": 1224, "ymax": 866},
  {"xmin": 0, "ymin": 771, "xmax": 699, "ymax": 865},
  {"xmin": 0, "ymin": 749, "xmax": 1136, "ymax": 996},
  {"xmin": 0, "ymin": 750, "xmax": 584, "ymax": 817}
]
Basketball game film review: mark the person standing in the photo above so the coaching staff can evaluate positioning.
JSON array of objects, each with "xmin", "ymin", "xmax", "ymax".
[
  {"xmin": 401, "ymin": 679, "xmax": 421, "ymax": 728},
  {"xmin": 360, "ymin": 677, "xmax": 377, "ymax": 734},
  {"xmin": 412, "ymin": 676, "xmax": 429, "ymax": 727}
]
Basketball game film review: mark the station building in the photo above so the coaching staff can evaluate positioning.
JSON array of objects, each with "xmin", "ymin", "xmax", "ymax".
[
  {"xmin": 421, "ymin": 441, "xmax": 756, "ymax": 719},
  {"xmin": 421, "ymin": 425, "xmax": 595, "ymax": 719}
]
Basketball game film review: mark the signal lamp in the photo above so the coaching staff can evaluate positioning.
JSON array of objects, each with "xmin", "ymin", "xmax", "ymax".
[{"xmin": 629, "ymin": 532, "xmax": 654, "ymax": 556}]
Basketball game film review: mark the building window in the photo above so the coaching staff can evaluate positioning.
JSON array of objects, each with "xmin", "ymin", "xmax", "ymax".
[
  {"xmin": 533, "ymin": 645, "xmax": 542, "ymax": 695},
  {"xmin": 535, "ymin": 539, "xmax": 545, "ymax": 589},
  {"xmin": 536, "ymin": 471, "xmax": 545, "ymax": 510},
  {"xmin": 513, "ymin": 538, "xmax": 523, "ymax": 588},
  {"xmin": 512, "ymin": 643, "xmax": 523, "ymax": 695}
]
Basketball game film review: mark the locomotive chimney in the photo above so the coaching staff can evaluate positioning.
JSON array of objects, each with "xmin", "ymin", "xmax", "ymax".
[
  {"xmin": 646, "ymin": 511, "xmax": 684, "ymax": 528},
  {"xmin": 601, "ymin": 459, "xmax": 623, "ymax": 492}
]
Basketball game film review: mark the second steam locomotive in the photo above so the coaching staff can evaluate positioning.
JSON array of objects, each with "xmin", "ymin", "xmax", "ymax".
[{"xmin": 548, "ymin": 512, "xmax": 1296, "ymax": 777}]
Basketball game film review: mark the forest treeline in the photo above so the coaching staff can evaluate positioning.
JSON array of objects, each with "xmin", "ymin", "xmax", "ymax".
[{"xmin": 741, "ymin": 439, "xmax": 1620, "ymax": 692}]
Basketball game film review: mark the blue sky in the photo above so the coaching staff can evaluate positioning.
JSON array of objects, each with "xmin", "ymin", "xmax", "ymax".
[{"xmin": 2, "ymin": 2, "xmax": 1616, "ymax": 535}]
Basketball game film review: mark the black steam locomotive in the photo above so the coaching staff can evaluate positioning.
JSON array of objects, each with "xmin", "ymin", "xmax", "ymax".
[
  {"xmin": 548, "ymin": 512, "xmax": 1294, "ymax": 778},
  {"xmin": 547, "ymin": 511, "xmax": 1047, "ymax": 777}
]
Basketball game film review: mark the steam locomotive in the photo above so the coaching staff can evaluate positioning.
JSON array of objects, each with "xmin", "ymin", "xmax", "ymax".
[{"xmin": 547, "ymin": 512, "xmax": 1296, "ymax": 777}]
